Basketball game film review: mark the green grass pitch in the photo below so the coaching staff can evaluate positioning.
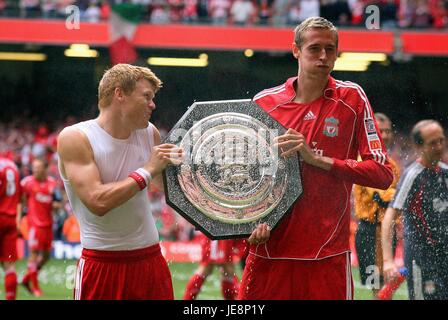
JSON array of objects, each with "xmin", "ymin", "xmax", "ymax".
[{"xmin": 0, "ymin": 259, "xmax": 408, "ymax": 300}]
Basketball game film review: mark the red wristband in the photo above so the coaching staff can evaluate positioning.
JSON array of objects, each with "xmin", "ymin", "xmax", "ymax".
[{"xmin": 129, "ymin": 171, "xmax": 147, "ymax": 190}]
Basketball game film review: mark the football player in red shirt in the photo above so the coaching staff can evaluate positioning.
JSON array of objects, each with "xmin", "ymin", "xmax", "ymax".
[
  {"xmin": 183, "ymin": 233, "xmax": 244, "ymax": 300},
  {"xmin": 0, "ymin": 156, "xmax": 21, "ymax": 300},
  {"xmin": 18, "ymin": 158, "xmax": 61, "ymax": 297},
  {"xmin": 239, "ymin": 17, "xmax": 393, "ymax": 299}
]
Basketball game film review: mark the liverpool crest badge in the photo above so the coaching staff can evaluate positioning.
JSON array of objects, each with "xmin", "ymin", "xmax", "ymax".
[{"xmin": 323, "ymin": 117, "xmax": 339, "ymax": 137}]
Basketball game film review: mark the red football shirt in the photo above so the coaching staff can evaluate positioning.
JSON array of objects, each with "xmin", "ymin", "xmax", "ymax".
[
  {"xmin": 21, "ymin": 175, "xmax": 57, "ymax": 228},
  {"xmin": 252, "ymin": 76, "xmax": 393, "ymax": 260},
  {"xmin": 0, "ymin": 157, "xmax": 21, "ymax": 216}
]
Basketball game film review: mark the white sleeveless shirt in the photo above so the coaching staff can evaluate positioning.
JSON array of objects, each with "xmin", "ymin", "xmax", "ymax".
[{"xmin": 59, "ymin": 119, "xmax": 159, "ymax": 250}]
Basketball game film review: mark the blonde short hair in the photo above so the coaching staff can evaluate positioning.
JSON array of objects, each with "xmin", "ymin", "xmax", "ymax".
[
  {"xmin": 98, "ymin": 64, "xmax": 162, "ymax": 109},
  {"xmin": 294, "ymin": 17, "xmax": 338, "ymax": 48}
]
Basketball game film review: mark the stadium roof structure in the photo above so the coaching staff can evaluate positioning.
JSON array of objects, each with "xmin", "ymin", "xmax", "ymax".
[{"xmin": 1, "ymin": 19, "xmax": 448, "ymax": 56}]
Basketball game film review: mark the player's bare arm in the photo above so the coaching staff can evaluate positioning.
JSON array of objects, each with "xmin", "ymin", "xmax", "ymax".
[
  {"xmin": 274, "ymin": 128, "xmax": 334, "ymax": 170},
  {"xmin": 16, "ymin": 194, "xmax": 25, "ymax": 235},
  {"xmin": 381, "ymin": 206, "xmax": 400, "ymax": 282},
  {"xmin": 58, "ymin": 127, "xmax": 142, "ymax": 216},
  {"xmin": 58, "ymin": 127, "xmax": 182, "ymax": 216}
]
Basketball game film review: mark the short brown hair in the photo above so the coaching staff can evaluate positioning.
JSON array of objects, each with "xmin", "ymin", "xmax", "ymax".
[
  {"xmin": 32, "ymin": 157, "xmax": 48, "ymax": 169},
  {"xmin": 98, "ymin": 64, "xmax": 162, "ymax": 109},
  {"xmin": 294, "ymin": 16, "xmax": 338, "ymax": 48}
]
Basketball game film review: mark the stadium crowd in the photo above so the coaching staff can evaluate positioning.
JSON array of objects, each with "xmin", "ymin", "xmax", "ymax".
[{"xmin": 0, "ymin": 0, "xmax": 447, "ymax": 29}]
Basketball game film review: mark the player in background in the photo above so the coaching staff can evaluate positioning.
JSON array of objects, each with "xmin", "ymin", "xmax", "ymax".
[
  {"xmin": 240, "ymin": 16, "xmax": 393, "ymax": 299},
  {"xmin": 183, "ymin": 233, "xmax": 242, "ymax": 300},
  {"xmin": 18, "ymin": 157, "xmax": 62, "ymax": 297},
  {"xmin": 382, "ymin": 120, "xmax": 448, "ymax": 300},
  {"xmin": 0, "ymin": 156, "xmax": 21, "ymax": 300},
  {"xmin": 353, "ymin": 112, "xmax": 401, "ymax": 298}
]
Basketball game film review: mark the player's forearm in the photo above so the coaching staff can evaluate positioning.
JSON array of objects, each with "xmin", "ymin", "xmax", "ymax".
[
  {"xmin": 307, "ymin": 155, "xmax": 334, "ymax": 171},
  {"xmin": 381, "ymin": 207, "xmax": 396, "ymax": 262},
  {"xmin": 16, "ymin": 203, "xmax": 22, "ymax": 226},
  {"xmin": 85, "ymin": 178, "xmax": 142, "ymax": 216},
  {"xmin": 16, "ymin": 203, "xmax": 23, "ymax": 220}
]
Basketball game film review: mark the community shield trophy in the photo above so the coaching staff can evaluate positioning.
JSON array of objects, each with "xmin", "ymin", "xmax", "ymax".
[{"xmin": 163, "ymin": 99, "xmax": 302, "ymax": 239}]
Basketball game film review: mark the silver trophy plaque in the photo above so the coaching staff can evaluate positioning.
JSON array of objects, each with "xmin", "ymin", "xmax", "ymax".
[{"xmin": 163, "ymin": 99, "xmax": 302, "ymax": 239}]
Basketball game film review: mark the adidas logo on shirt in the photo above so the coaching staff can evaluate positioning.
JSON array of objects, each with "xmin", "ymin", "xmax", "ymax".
[{"xmin": 304, "ymin": 111, "xmax": 316, "ymax": 121}]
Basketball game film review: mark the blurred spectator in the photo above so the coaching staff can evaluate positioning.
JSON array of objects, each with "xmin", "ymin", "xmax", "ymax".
[
  {"xmin": 168, "ymin": 0, "xmax": 184, "ymax": 23},
  {"xmin": 271, "ymin": 0, "xmax": 290, "ymax": 26},
  {"xmin": 150, "ymin": 2, "xmax": 170, "ymax": 24},
  {"xmin": 348, "ymin": 0, "xmax": 364, "ymax": 25},
  {"xmin": 0, "ymin": 0, "xmax": 5, "ymax": 16},
  {"xmin": 99, "ymin": 0, "xmax": 110, "ymax": 20},
  {"xmin": 83, "ymin": 0, "xmax": 101, "ymax": 22},
  {"xmin": 430, "ymin": 0, "xmax": 448, "ymax": 28},
  {"xmin": 20, "ymin": 0, "xmax": 41, "ymax": 18},
  {"xmin": 183, "ymin": 0, "xmax": 198, "ymax": 23},
  {"xmin": 297, "ymin": 0, "xmax": 321, "ymax": 23},
  {"xmin": 287, "ymin": 0, "xmax": 301, "ymax": 25},
  {"xmin": 42, "ymin": 0, "xmax": 57, "ymax": 19},
  {"xmin": 414, "ymin": 0, "xmax": 432, "ymax": 27},
  {"xmin": 55, "ymin": 0, "xmax": 77, "ymax": 19},
  {"xmin": 321, "ymin": 0, "xmax": 352, "ymax": 26},
  {"xmin": 230, "ymin": 0, "xmax": 256, "ymax": 25},
  {"xmin": 257, "ymin": 0, "xmax": 274, "ymax": 25},
  {"xmin": 209, "ymin": 0, "xmax": 231, "ymax": 25},
  {"xmin": 196, "ymin": 0, "xmax": 210, "ymax": 23},
  {"xmin": 380, "ymin": 0, "xmax": 399, "ymax": 28},
  {"xmin": 398, "ymin": 0, "xmax": 416, "ymax": 27}
]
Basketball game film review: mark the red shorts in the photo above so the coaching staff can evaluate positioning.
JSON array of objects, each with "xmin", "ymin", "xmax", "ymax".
[
  {"xmin": 74, "ymin": 243, "xmax": 174, "ymax": 300},
  {"xmin": 200, "ymin": 237, "xmax": 235, "ymax": 265},
  {"xmin": 0, "ymin": 214, "xmax": 17, "ymax": 262},
  {"xmin": 238, "ymin": 252, "xmax": 354, "ymax": 300},
  {"xmin": 28, "ymin": 225, "xmax": 53, "ymax": 251}
]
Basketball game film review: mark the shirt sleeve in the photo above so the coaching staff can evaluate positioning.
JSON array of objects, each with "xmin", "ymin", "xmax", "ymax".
[
  {"xmin": 329, "ymin": 86, "xmax": 393, "ymax": 190},
  {"xmin": 20, "ymin": 178, "xmax": 28, "ymax": 194},
  {"xmin": 376, "ymin": 157, "xmax": 401, "ymax": 203},
  {"xmin": 390, "ymin": 166, "xmax": 416, "ymax": 210},
  {"xmin": 0, "ymin": 170, "xmax": 5, "ymax": 198}
]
